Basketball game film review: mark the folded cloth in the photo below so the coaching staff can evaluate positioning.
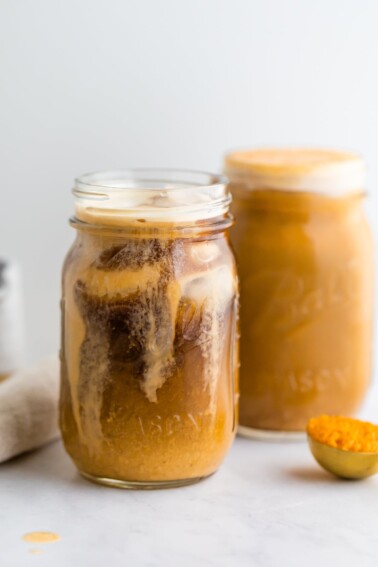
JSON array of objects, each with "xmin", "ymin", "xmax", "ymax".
[{"xmin": 0, "ymin": 356, "xmax": 60, "ymax": 463}]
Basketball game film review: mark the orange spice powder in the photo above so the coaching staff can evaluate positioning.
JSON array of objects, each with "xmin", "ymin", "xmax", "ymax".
[{"xmin": 307, "ymin": 415, "xmax": 378, "ymax": 453}]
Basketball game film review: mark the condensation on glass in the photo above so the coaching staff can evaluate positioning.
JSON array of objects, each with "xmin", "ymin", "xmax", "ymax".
[
  {"xmin": 60, "ymin": 169, "xmax": 239, "ymax": 488},
  {"xmin": 224, "ymin": 149, "xmax": 374, "ymax": 438}
]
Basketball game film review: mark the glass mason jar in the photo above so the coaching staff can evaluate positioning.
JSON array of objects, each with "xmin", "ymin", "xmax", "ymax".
[
  {"xmin": 0, "ymin": 260, "xmax": 24, "ymax": 382},
  {"xmin": 60, "ymin": 169, "xmax": 239, "ymax": 488},
  {"xmin": 224, "ymin": 149, "xmax": 374, "ymax": 438}
]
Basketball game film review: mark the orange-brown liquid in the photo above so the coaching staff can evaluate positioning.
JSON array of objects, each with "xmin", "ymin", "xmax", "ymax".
[
  {"xmin": 60, "ymin": 222, "xmax": 238, "ymax": 483},
  {"xmin": 230, "ymin": 188, "xmax": 374, "ymax": 431}
]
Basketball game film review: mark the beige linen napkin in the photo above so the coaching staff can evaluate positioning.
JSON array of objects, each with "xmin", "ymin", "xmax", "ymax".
[{"xmin": 0, "ymin": 357, "xmax": 60, "ymax": 463}]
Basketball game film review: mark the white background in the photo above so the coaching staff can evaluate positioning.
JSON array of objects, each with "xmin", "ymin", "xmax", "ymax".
[{"xmin": 1, "ymin": 0, "xmax": 378, "ymax": 363}]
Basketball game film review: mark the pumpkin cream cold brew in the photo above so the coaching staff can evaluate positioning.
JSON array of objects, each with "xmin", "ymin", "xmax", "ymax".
[
  {"xmin": 225, "ymin": 149, "xmax": 374, "ymax": 436},
  {"xmin": 60, "ymin": 170, "xmax": 238, "ymax": 488}
]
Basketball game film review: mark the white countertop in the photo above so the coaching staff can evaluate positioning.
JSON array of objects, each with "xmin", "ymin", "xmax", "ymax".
[{"xmin": 2, "ymin": 404, "xmax": 378, "ymax": 567}]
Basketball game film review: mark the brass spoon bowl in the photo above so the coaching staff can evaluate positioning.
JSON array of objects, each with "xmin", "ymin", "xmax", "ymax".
[{"xmin": 307, "ymin": 435, "xmax": 378, "ymax": 479}]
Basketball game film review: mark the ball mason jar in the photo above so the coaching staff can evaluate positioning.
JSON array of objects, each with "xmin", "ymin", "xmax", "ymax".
[
  {"xmin": 224, "ymin": 149, "xmax": 374, "ymax": 438},
  {"xmin": 60, "ymin": 170, "xmax": 239, "ymax": 488}
]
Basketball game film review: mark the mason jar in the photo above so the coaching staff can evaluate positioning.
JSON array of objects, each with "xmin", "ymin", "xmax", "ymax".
[
  {"xmin": 0, "ymin": 260, "xmax": 24, "ymax": 381},
  {"xmin": 60, "ymin": 169, "xmax": 239, "ymax": 488},
  {"xmin": 224, "ymin": 149, "xmax": 374, "ymax": 438}
]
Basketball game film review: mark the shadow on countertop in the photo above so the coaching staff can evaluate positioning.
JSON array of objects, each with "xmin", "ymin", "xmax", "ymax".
[
  {"xmin": 0, "ymin": 440, "xmax": 91, "ymax": 489},
  {"xmin": 284, "ymin": 465, "xmax": 359, "ymax": 484}
]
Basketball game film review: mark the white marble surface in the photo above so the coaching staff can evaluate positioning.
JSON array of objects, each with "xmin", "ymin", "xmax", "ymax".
[{"xmin": 1, "ymin": 415, "xmax": 378, "ymax": 567}]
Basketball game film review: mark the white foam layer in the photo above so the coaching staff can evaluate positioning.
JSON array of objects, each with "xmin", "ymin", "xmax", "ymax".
[
  {"xmin": 74, "ymin": 170, "xmax": 231, "ymax": 223},
  {"xmin": 225, "ymin": 153, "xmax": 366, "ymax": 196}
]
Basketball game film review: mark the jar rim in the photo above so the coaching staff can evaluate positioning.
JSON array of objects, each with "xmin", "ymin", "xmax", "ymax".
[
  {"xmin": 73, "ymin": 169, "xmax": 231, "ymax": 224},
  {"xmin": 74, "ymin": 168, "xmax": 228, "ymax": 194}
]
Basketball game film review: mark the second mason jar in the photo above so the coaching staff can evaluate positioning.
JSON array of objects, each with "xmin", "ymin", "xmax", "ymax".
[
  {"xmin": 60, "ymin": 170, "xmax": 239, "ymax": 488},
  {"xmin": 225, "ymin": 149, "xmax": 374, "ymax": 437}
]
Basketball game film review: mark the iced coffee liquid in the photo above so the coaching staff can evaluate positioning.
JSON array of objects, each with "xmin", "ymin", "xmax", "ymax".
[
  {"xmin": 60, "ymin": 221, "xmax": 238, "ymax": 484},
  {"xmin": 225, "ymin": 149, "xmax": 374, "ymax": 435}
]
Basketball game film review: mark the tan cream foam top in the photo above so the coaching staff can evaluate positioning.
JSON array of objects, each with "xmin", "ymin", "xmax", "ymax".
[
  {"xmin": 73, "ymin": 170, "xmax": 230, "ymax": 225},
  {"xmin": 224, "ymin": 148, "xmax": 366, "ymax": 196}
]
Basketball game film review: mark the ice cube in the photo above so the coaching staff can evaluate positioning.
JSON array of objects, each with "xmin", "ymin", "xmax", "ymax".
[
  {"xmin": 180, "ymin": 265, "xmax": 235, "ymax": 304},
  {"xmin": 191, "ymin": 242, "xmax": 220, "ymax": 264}
]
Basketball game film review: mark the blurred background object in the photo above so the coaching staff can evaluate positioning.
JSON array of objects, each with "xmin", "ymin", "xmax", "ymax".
[
  {"xmin": 0, "ymin": 260, "xmax": 24, "ymax": 378},
  {"xmin": 1, "ymin": 0, "xmax": 377, "ymax": 363}
]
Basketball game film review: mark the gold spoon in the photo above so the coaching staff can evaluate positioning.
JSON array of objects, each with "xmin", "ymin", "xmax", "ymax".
[
  {"xmin": 307, "ymin": 435, "xmax": 378, "ymax": 479},
  {"xmin": 307, "ymin": 415, "xmax": 378, "ymax": 480}
]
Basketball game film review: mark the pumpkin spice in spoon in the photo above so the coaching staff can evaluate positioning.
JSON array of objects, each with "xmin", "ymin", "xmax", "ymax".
[{"xmin": 307, "ymin": 415, "xmax": 378, "ymax": 479}]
